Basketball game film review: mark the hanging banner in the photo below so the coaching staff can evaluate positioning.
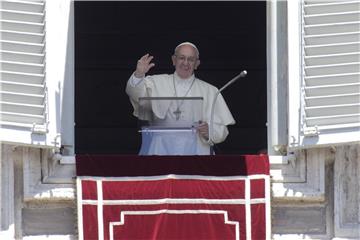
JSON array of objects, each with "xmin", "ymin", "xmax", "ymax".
[{"xmin": 76, "ymin": 155, "xmax": 270, "ymax": 240}]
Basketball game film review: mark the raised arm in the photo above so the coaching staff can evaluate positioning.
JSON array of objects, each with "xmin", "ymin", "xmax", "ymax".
[{"xmin": 126, "ymin": 54, "xmax": 156, "ymax": 117}]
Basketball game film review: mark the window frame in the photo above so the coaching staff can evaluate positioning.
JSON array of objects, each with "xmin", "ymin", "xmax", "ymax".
[
  {"xmin": 266, "ymin": 0, "xmax": 289, "ymax": 156},
  {"xmin": 46, "ymin": 0, "xmax": 75, "ymax": 156}
]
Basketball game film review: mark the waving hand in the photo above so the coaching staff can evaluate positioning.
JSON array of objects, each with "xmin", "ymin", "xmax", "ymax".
[{"xmin": 134, "ymin": 54, "xmax": 155, "ymax": 78}]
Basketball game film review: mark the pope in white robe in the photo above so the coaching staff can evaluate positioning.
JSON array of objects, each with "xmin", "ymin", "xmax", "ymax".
[{"xmin": 126, "ymin": 42, "xmax": 235, "ymax": 155}]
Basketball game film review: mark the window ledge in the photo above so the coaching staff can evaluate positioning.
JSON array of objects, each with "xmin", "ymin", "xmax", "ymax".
[
  {"xmin": 62, "ymin": 154, "xmax": 296, "ymax": 165},
  {"xmin": 269, "ymin": 154, "xmax": 296, "ymax": 165}
]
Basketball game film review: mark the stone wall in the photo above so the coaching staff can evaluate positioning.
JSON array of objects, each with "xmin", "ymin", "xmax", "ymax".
[
  {"xmin": 0, "ymin": 143, "xmax": 359, "ymax": 239},
  {"xmin": 272, "ymin": 145, "xmax": 360, "ymax": 239},
  {"xmin": 0, "ymin": 145, "xmax": 75, "ymax": 239}
]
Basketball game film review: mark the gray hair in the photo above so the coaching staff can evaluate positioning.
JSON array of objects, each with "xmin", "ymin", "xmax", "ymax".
[{"xmin": 174, "ymin": 42, "xmax": 200, "ymax": 58}]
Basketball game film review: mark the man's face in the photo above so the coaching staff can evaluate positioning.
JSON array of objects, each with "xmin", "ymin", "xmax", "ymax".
[{"xmin": 172, "ymin": 45, "xmax": 200, "ymax": 79}]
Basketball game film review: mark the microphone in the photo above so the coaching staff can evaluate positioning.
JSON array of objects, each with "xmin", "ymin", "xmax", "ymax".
[
  {"xmin": 218, "ymin": 70, "xmax": 247, "ymax": 92},
  {"xmin": 207, "ymin": 70, "xmax": 247, "ymax": 150}
]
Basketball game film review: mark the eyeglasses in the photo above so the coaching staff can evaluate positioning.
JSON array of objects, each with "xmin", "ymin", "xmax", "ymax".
[{"xmin": 175, "ymin": 55, "xmax": 198, "ymax": 63}]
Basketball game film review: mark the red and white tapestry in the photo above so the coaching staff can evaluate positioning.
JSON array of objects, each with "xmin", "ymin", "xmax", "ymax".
[{"xmin": 76, "ymin": 155, "xmax": 270, "ymax": 240}]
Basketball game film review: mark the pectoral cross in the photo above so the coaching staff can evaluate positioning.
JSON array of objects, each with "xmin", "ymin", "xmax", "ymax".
[{"xmin": 173, "ymin": 108, "xmax": 181, "ymax": 120}]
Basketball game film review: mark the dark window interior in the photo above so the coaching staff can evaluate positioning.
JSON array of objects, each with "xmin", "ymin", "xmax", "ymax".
[{"xmin": 75, "ymin": 1, "xmax": 267, "ymax": 154}]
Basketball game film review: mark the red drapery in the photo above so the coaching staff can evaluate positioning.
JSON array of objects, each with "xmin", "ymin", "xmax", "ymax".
[{"xmin": 76, "ymin": 155, "xmax": 270, "ymax": 240}]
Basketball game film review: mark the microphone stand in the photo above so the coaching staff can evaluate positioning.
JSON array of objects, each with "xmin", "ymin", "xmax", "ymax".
[{"xmin": 207, "ymin": 70, "xmax": 247, "ymax": 155}]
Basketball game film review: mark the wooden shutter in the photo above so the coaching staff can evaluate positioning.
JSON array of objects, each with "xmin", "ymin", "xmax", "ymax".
[
  {"xmin": 0, "ymin": 0, "xmax": 59, "ymax": 147},
  {"xmin": 294, "ymin": 0, "xmax": 360, "ymax": 147}
]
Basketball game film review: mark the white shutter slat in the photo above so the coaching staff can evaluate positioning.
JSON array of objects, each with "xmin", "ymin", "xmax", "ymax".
[
  {"xmin": 305, "ymin": 32, "xmax": 360, "ymax": 45},
  {"xmin": 305, "ymin": 52, "xmax": 360, "ymax": 65},
  {"xmin": 0, "ymin": 111, "xmax": 44, "ymax": 124},
  {"xmin": 1, "ymin": 61, "xmax": 44, "ymax": 74},
  {"xmin": 302, "ymin": 0, "xmax": 360, "ymax": 133},
  {"xmin": 1, "ymin": 50, "xmax": 44, "ymax": 64},
  {"xmin": 1, "ymin": 19, "xmax": 44, "ymax": 33},
  {"xmin": 305, "ymin": 73, "xmax": 360, "ymax": 86},
  {"xmin": 304, "ymin": 1, "xmax": 360, "ymax": 15},
  {"xmin": 305, "ymin": 93, "xmax": 360, "ymax": 107},
  {"xmin": 0, "ymin": 91, "xmax": 44, "ymax": 105},
  {"xmin": 0, "ymin": 80, "xmax": 44, "ymax": 95},
  {"xmin": 0, "ymin": 71, "xmax": 44, "ymax": 85},
  {"xmin": 1, "ymin": 40, "xmax": 44, "ymax": 53},
  {"xmin": 304, "ymin": 62, "xmax": 360, "ymax": 76},
  {"xmin": 1, "ymin": 101, "xmax": 44, "ymax": 115},
  {"xmin": 1, "ymin": 1, "xmax": 44, "ymax": 13},
  {"xmin": 1, "ymin": 30, "xmax": 44, "ymax": 44},
  {"xmin": 305, "ymin": 103, "xmax": 360, "ymax": 117},
  {"xmin": 305, "ymin": 21, "xmax": 360, "ymax": 35},
  {"xmin": 305, "ymin": 82, "xmax": 360, "ymax": 96},
  {"xmin": 305, "ymin": 11, "xmax": 360, "ymax": 25},
  {"xmin": 306, "ymin": 114, "xmax": 360, "ymax": 126},
  {"xmin": 305, "ymin": 42, "xmax": 360, "ymax": 55},
  {"xmin": 0, "ymin": 9, "xmax": 44, "ymax": 22}
]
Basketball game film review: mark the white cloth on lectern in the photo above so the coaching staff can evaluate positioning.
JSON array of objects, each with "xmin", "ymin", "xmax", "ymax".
[
  {"xmin": 126, "ymin": 72, "xmax": 235, "ymax": 155},
  {"xmin": 139, "ymin": 130, "xmax": 198, "ymax": 155}
]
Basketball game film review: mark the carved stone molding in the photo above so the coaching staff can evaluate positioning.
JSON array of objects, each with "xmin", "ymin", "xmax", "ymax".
[
  {"xmin": 272, "ymin": 148, "xmax": 331, "ymax": 201},
  {"xmin": 0, "ymin": 144, "xmax": 16, "ymax": 237},
  {"xmin": 23, "ymin": 147, "xmax": 75, "ymax": 201},
  {"xmin": 0, "ymin": 144, "xmax": 27, "ymax": 238},
  {"xmin": 272, "ymin": 148, "xmax": 335, "ymax": 239},
  {"xmin": 40, "ymin": 149, "xmax": 76, "ymax": 184},
  {"xmin": 334, "ymin": 144, "xmax": 360, "ymax": 238},
  {"xmin": 270, "ymin": 150, "xmax": 306, "ymax": 183}
]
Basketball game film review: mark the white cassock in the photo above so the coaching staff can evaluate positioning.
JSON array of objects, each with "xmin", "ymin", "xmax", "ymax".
[{"xmin": 126, "ymin": 72, "xmax": 235, "ymax": 155}]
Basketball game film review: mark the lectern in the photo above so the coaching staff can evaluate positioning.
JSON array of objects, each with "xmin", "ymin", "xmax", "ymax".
[{"xmin": 138, "ymin": 96, "xmax": 203, "ymax": 155}]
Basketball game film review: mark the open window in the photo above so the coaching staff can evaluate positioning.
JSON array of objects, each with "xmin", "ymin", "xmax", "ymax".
[{"xmin": 74, "ymin": 1, "xmax": 268, "ymax": 155}]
